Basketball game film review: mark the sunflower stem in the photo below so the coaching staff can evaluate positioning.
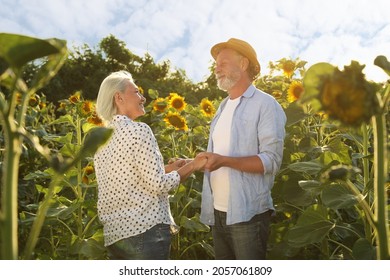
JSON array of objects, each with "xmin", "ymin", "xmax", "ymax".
[
  {"xmin": 361, "ymin": 124, "xmax": 373, "ymax": 242},
  {"xmin": 372, "ymin": 113, "xmax": 389, "ymax": 259}
]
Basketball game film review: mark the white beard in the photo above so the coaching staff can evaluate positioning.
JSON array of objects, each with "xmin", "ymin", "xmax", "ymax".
[{"xmin": 216, "ymin": 69, "xmax": 241, "ymax": 91}]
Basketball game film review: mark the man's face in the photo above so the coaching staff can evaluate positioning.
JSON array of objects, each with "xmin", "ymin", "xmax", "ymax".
[{"xmin": 214, "ymin": 49, "xmax": 243, "ymax": 91}]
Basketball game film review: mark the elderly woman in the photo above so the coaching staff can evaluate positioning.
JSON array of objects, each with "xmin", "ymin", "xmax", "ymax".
[{"xmin": 94, "ymin": 71, "xmax": 206, "ymax": 260}]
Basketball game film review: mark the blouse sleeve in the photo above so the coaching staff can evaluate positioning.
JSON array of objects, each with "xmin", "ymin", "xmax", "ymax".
[{"xmin": 132, "ymin": 123, "xmax": 180, "ymax": 194}]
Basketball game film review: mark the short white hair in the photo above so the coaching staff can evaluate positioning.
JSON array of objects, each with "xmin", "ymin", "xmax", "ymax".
[{"xmin": 96, "ymin": 71, "xmax": 133, "ymax": 123}]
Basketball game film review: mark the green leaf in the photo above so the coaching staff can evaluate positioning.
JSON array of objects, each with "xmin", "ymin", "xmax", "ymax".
[
  {"xmin": 60, "ymin": 143, "xmax": 79, "ymax": 158},
  {"xmin": 279, "ymin": 174, "xmax": 316, "ymax": 206},
  {"xmin": 322, "ymin": 183, "xmax": 361, "ymax": 209},
  {"xmin": 374, "ymin": 55, "xmax": 390, "ymax": 76},
  {"xmin": 180, "ymin": 213, "xmax": 210, "ymax": 232},
  {"xmin": 71, "ymin": 237, "xmax": 106, "ymax": 259},
  {"xmin": 44, "ymin": 132, "xmax": 73, "ymax": 144},
  {"xmin": 0, "ymin": 33, "xmax": 62, "ymax": 68},
  {"xmin": 288, "ymin": 161, "xmax": 323, "ymax": 175},
  {"xmin": 326, "ymin": 137, "xmax": 352, "ymax": 164},
  {"xmin": 301, "ymin": 62, "xmax": 335, "ymax": 111},
  {"xmin": 148, "ymin": 88, "xmax": 159, "ymax": 99},
  {"xmin": 30, "ymin": 38, "xmax": 67, "ymax": 92},
  {"xmin": 169, "ymin": 184, "xmax": 187, "ymax": 203},
  {"xmin": 46, "ymin": 202, "xmax": 80, "ymax": 219},
  {"xmin": 78, "ymin": 127, "xmax": 113, "ymax": 158},
  {"xmin": 352, "ymin": 238, "xmax": 375, "ymax": 260},
  {"xmin": 284, "ymin": 102, "xmax": 307, "ymax": 126},
  {"xmin": 50, "ymin": 114, "xmax": 75, "ymax": 126},
  {"xmin": 82, "ymin": 122, "xmax": 97, "ymax": 133},
  {"xmin": 286, "ymin": 204, "xmax": 335, "ymax": 247},
  {"xmin": 24, "ymin": 170, "xmax": 52, "ymax": 181},
  {"xmin": 298, "ymin": 180, "xmax": 323, "ymax": 194}
]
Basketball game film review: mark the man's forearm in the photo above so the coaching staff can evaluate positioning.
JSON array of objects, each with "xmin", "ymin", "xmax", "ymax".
[{"xmin": 220, "ymin": 155, "xmax": 264, "ymax": 173}]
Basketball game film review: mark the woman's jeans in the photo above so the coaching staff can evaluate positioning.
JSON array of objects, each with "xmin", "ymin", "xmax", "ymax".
[
  {"xmin": 212, "ymin": 209, "xmax": 271, "ymax": 260},
  {"xmin": 107, "ymin": 224, "xmax": 171, "ymax": 260}
]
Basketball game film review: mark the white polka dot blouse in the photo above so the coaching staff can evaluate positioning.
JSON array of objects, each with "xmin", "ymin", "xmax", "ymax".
[{"xmin": 94, "ymin": 115, "xmax": 180, "ymax": 246}]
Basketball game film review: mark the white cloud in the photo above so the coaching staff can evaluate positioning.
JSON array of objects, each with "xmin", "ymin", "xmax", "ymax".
[{"xmin": 1, "ymin": 0, "xmax": 389, "ymax": 82}]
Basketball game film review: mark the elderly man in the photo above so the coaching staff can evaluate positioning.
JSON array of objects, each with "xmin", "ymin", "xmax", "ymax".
[{"xmin": 199, "ymin": 38, "xmax": 286, "ymax": 260}]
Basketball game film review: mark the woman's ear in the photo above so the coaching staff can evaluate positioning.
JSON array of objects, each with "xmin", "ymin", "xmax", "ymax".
[{"xmin": 114, "ymin": 92, "xmax": 122, "ymax": 105}]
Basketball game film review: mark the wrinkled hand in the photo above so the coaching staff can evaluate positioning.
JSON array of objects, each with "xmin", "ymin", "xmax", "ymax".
[
  {"xmin": 165, "ymin": 158, "xmax": 188, "ymax": 172},
  {"xmin": 192, "ymin": 154, "xmax": 208, "ymax": 171}
]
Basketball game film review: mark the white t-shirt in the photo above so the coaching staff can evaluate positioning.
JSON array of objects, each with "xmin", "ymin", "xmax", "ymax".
[{"xmin": 210, "ymin": 97, "xmax": 241, "ymax": 211}]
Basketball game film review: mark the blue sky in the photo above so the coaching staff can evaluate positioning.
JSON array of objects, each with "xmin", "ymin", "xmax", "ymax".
[{"xmin": 1, "ymin": 0, "xmax": 389, "ymax": 83}]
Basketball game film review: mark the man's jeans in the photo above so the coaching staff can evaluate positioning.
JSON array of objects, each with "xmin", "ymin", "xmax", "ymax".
[
  {"xmin": 212, "ymin": 209, "xmax": 271, "ymax": 260},
  {"xmin": 107, "ymin": 224, "xmax": 171, "ymax": 260}
]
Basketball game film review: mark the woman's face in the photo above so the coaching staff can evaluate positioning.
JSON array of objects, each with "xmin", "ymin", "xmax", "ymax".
[{"xmin": 117, "ymin": 80, "xmax": 146, "ymax": 120}]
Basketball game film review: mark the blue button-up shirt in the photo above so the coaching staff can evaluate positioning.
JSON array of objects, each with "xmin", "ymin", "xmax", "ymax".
[{"xmin": 200, "ymin": 85, "xmax": 286, "ymax": 225}]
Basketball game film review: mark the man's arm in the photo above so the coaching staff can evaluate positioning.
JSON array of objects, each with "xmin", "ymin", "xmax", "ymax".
[{"xmin": 197, "ymin": 152, "xmax": 264, "ymax": 174}]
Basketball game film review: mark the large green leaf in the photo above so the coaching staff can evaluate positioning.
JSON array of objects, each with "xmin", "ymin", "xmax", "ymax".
[
  {"xmin": 288, "ymin": 161, "xmax": 323, "ymax": 175},
  {"xmin": 322, "ymin": 183, "xmax": 361, "ymax": 209},
  {"xmin": 30, "ymin": 38, "xmax": 67, "ymax": 92},
  {"xmin": 281, "ymin": 175, "xmax": 315, "ymax": 206},
  {"xmin": 180, "ymin": 213, "xmax": 209, "ymax": 232},
  {"xmin": 325, "ymin": 137, "xmax": 352, "ymax": 164},
  {"xmin": 352, "ymin": 238, "xmax": 375, "ymax": 260},
  {"xmin": 301, "ymin": 62, "xmax": 335, "ymax": 111},
  {"xmin": 71, "ymin": 237, "xmax": 106, "ymax": 259},
  {"xmin": 0, "ymin": 33, "xmax": 62, "ymax": 68},
  {"xmin": 287, "ymin": 204, "xmax": 335, "ymax": 247},
  {"xmin": 77, "ymin": 126, "xmax": 113, "ymax": 158},
  {"xmin": 284, "ymin": 101, "xmax": 307, "ymax": 126},
  {"xmin": 298, "ymin": 180, "xmax": 323, "ymax": 196}
]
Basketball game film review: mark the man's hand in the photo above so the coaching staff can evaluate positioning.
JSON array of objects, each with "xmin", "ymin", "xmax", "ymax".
[{"xmin": 196, "ymin": 152, "xmax": 223, "ymax": 172}]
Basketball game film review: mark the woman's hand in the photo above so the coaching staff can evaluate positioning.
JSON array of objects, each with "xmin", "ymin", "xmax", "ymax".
[{"xmin": 165, "ymin": 158, "xmax": 188, "ymax": 173}]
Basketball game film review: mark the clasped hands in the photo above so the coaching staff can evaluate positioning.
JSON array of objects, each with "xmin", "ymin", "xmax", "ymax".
[{"xmin": 166, "ymin": 152, "xmax": 223, "ymax": 173}]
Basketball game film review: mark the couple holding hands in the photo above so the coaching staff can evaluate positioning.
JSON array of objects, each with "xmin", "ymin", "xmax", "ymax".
[{"xmin": 94, "ymin": 38, "xmax": 286, "ymax": 260}]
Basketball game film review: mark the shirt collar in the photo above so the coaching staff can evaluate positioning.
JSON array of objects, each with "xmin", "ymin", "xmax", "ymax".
[{"xmin": 242, "ymin": 84, "xmax": 256, "ymax": 98}]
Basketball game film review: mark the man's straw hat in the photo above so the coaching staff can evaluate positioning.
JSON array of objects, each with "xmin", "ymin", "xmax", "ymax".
[{"xmin": 210, "ymin": 38, "xmax": 260, "ymax": 75}]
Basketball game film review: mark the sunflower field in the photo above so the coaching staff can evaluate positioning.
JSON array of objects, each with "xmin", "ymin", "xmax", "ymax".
[{"xmin": 0, "ymin": 33, "xmax": 389, "ymax": 260}]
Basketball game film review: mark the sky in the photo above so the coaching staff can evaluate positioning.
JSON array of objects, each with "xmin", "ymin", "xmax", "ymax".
[{"xmin": 1, "ymin": 0, "xmax": 389, "ymax": 83}]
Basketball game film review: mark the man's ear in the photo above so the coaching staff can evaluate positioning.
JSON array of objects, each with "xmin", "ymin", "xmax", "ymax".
[{"xmin": 240, "ymin": 57, "xmax": 250, "ymax": 71}]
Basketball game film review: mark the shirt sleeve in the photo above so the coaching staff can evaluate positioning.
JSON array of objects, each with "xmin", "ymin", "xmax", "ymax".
[
  {"xmin": 132, "ymin": 123, "xmax": 180, "ymax": 194},
  {"xmin": 257, "ymin": 99, "xmax": 286, "ymax": 175}
]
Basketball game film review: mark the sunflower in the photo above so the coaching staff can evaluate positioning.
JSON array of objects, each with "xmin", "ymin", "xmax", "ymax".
[
  {"xmin": 58, "ymin": 102, "xmax": 67, "ymax": 112},
  {"xmin": 280, "ymin": 60, "xmax": 295, "ymax": 78},
  {"xmin": 164, "ymin": 112, "xmax": 188, "ymax": 131},
  {"xmin": 29, "ymin": 95, "xmax": 38, "ymax": 107},
  {"xmin": 287, "ymin": 81, "xmax": 304, "ymax": 103},
  {"xmin": 200, "ymin": 98, "xmax": 215, "ymax": 117},
  {"xmin": 167, "ymin": 92, "xmax": 179, "ymax": 100},
  {"xmin": 82, "ymin": 165, "xmax": 95, "ymax": 184},
  {"xmin": 153, "ymin": 98, "xmax": 168, "ymax": 112},
  {"xmin": 169, "ymin": 94, "xmax": 187, "ymax": 111},
  {"xmin": 318, "ymin": 62, "xmax": 379, "ymax": 126},
  {"xmin": 87, "ymin": 113, "xmax": 103, "ymax": 126},
  {"xmin": 69, "ymin": 92, "xmax": 81, "ymax": 104},
  {"xmin": 81, "ymin": 100, "xmax": 93, "ymax": 116}
]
